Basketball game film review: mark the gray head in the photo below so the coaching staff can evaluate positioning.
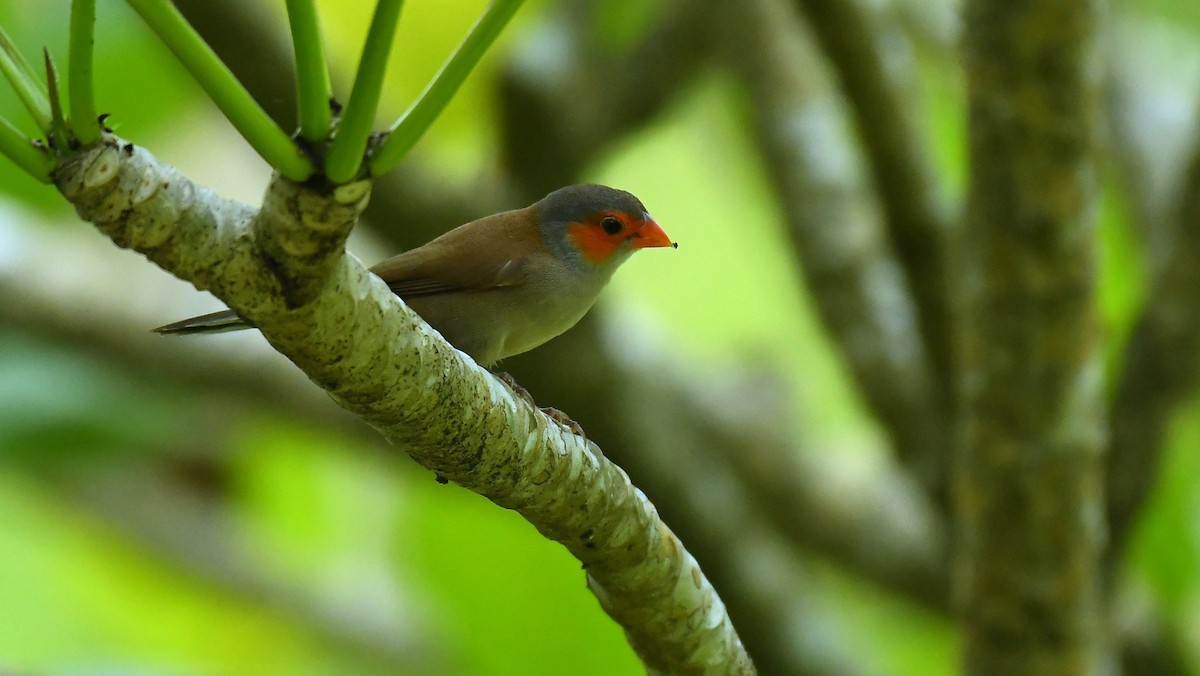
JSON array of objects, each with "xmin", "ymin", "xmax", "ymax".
[{"xmin": 534, "ymin": 184, "xmax": 674, "ymax": 274}]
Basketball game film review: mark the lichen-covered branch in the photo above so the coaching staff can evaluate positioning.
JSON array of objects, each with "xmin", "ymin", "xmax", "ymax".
[
  {"xmin": 718, "ymin": 0, "xmax": 950, "ymax": 494},
  {"xmin": 959, "ymin": 0, "xmax": 1106, "ymax": 672},
  {"xmin": 52, "ymin": 139, "xmax": 752, "ymax": 674}
]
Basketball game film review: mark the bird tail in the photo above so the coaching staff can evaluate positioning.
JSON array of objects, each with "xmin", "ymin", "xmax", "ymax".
[{"xmin": 153, "ymin": 309, "xmax": 252, "ymax": 335}]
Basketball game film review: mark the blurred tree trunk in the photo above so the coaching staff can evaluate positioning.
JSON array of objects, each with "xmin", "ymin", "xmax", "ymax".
[{"xmin": 958, "ymin": 0, "xmax": 1107, "ymax": 673}]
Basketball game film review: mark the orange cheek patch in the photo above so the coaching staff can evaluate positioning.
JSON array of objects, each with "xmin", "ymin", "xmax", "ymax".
[{"xmin": 567, "ymin": 223, "xmax": 623, "ymax": 265}]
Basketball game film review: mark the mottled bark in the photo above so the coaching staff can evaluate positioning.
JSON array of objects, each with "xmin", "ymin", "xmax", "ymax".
[{"xmin": 958, "ymin": 0, "xmax": 1107, "ymax": 672}]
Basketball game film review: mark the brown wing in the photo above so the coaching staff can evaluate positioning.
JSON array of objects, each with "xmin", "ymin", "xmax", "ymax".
[{"xmin": 369, "ymin": 206, "xmax": 547, "ymax": 298}]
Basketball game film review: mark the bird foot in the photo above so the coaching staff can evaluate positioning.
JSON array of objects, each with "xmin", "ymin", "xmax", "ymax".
[
  {"xmin": 494, "ymin": 372, "xmax": 587, "ymax": 440},
  {"xmin": 495, "ymin": 371, "xmax": 536, "ymax": 407},
  {"xmin": 540, "ymin": 406, "xmax": 587, "ymax": 440}
]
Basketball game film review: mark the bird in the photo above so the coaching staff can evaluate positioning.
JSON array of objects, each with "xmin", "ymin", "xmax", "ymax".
[{"xmin": 154, "ymin": 184, "xmax": 676, "ymax": 368}]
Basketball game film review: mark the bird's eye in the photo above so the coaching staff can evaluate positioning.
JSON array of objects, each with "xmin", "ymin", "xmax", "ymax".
[{"xmin": 601, "ymin": 216, "xmax": 623, "ymax": 235}]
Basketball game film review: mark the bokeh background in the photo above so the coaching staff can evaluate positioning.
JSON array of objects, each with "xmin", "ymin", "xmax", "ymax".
[{"xmin": 2, "ymin": 0, "xmax": 1200, "ymax": 674}]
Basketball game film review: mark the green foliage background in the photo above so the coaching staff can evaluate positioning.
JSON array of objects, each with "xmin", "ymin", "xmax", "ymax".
[{"xmin": 0, "ymin": 0, "xmax": 1198, "ymax": 673}]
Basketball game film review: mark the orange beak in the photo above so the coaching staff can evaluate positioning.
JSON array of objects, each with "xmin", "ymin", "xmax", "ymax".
[{"xmin": 632, "ymin": 214, "xmax": 676, "ymax": 250}]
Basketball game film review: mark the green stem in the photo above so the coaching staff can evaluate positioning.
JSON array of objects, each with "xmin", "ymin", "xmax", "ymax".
[
  {"xmin": 324, "ymin": 0, "xmax": 405, "ymax": 184},
  {"xmin": 68, "ymin": 0, "xmax": 99, "ymax": 145},
  {"xmin": 123, "ymin": 0, "xmax": 313, "ymax": 181},
  {"xmin": 369, "ymin": 0, "xmax": 525, "ymax": 176},
  {"xmin": 0, "ymin": 115, "xmax": 54, "ymax": 182},
  {"xmin": 0, "ymin": 25, "xmax": 51, "ymax": 133},
  {"xmin": 43, "ymin": 49, "xmax": 71, "ymax": 151},
  {"xmin": 286, "ymin": 0, "xmax": 332, "ymax": 143}
]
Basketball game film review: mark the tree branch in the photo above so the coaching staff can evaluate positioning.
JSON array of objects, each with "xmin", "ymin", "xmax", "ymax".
[
  {"xmin": 51, "ymin": 138, "xmax": 751, "ymax": 673},
  {"xmin": 792, "ymin": 0, "xmax": 955, "ymax": 401},
  {"xmin": 959, "ymin": 0, "xmax": 1106, "ymax": 671},
  {"xmin": 717, "ymin": 0, "xmax": 951, "ymax": 496}
]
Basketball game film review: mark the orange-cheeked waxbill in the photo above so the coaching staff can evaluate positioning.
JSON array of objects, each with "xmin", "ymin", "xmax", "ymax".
[{"xmin": 155, "ymin": 184, "xmax": 676, "ymax": 366}]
